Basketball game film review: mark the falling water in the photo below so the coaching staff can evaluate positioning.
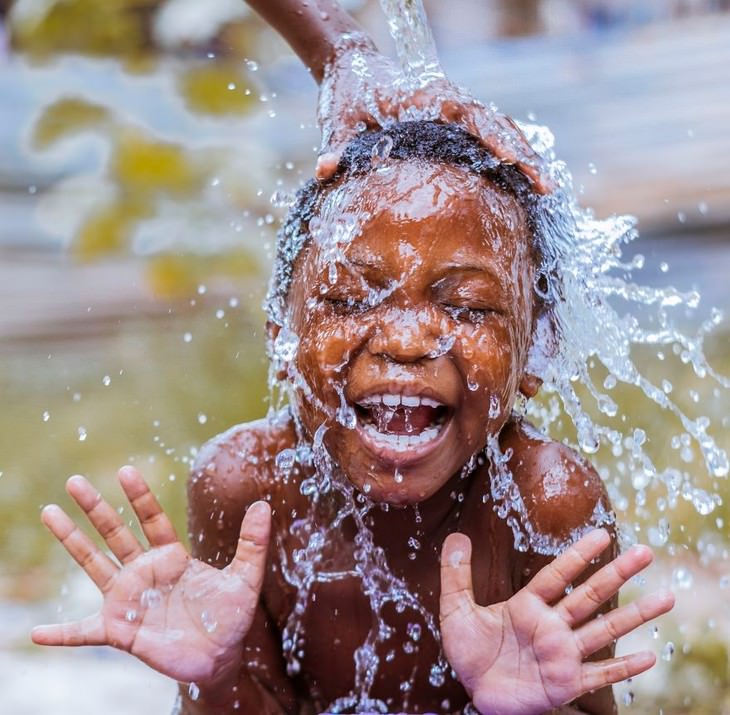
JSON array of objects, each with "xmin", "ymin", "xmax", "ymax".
[
  {"xmin": 377, "ymin": 0, "xmax": 444, "ymax": 87},
  {"xmin": 262, "ymin": 0, "xmax": 729, "ymax": 712}
]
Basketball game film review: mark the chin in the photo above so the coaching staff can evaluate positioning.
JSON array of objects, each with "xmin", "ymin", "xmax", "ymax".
[{"xmin": 346, "ymin": 459, "xmax": 454, "ymax": 507}]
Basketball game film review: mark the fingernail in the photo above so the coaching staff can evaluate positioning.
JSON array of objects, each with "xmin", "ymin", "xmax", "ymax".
[
  {"xmin": 248, "ymin": 501, "xmax": 269, "ymax": 518},
  {"xmin": 448, "ymin": 550, "xmax": 464, "ymax": 568}
]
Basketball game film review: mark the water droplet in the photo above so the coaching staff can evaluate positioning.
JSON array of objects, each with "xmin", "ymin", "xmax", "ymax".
[
  {"xmin": 197, "ymin": 413, "xmax": 208, "ymax": 425},
  {"xmin": 370, "ymin": 135, "xmax": 394, "ymax": 169},
  {"xmin": 201, "ymin": 610, "xmax": 218, "ymax": 633},
  {"xmin": 188, "ymin": 682, "xmax": 200, "ymax": 700},
  {"xmin": 276, "ymin": 448, "xmax": 296, "ymax": 474},
  {"xmin": 77, "ymin": 427, "xmax": 87, "ymax": 442},
  {"xmin": 42, "ymin": 411, "xmax": 50, "ymax": 422},
  {"xmin": 125, "ymin": 609, "xmax": 137, "ymax": 622},
  {"xmin": 270, "ymin": 190, "xmax": 295, "ymax": 208},
  {"xmin": 140, "ymin": 588, "xmax": 162, "ymax": 610},
  {"xmin": 588, "ymin": 162, "xmax": 597, "ymax": 175},
  {"xmin": 245, "ymin": 58, "xmax": 259, "ymax": 72},
  {"xmin": 183, "ymin": 332, "xmax": 193, "ymax": 343},
  {"xmin": 661, "ymin": 641, "xmax": 675, "ymax": 661},
  {"xmin": 429, "ymin": 663, "xmax": 446, "ymax": 687},
  {"xmin": 102, "ymin": 375, "xmax": 111, "ymax": 386}
]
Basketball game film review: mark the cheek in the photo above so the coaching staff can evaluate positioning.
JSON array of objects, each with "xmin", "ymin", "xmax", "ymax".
[
  {"xmin": 454, "ymin": 322, "xmax": 522, "ymax": 399},
  {"xmin": 296, "ymin": 314, "xmax": 370, "ymax": 389}
]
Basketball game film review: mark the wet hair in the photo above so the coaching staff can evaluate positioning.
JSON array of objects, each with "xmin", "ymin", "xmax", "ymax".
[{"xmin": 265, "ymin": 120, "xmax": 542, "ymax": 326}]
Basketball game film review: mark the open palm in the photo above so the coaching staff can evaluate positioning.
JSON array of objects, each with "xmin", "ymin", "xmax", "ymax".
[
  {"xmin": 32, "ymin": 467, "xmax": 271, "ymax": 686},
  {"xmin": 440, "ymin": 530, "xmax": 674, "ymax": 715}
]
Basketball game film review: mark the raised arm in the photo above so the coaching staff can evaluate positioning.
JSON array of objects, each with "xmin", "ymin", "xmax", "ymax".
[
  {"xmin": 244, "ymin": 0, "xmax": 366, "ymax": 83},
  {"xmin": 244, "ymin": 0, "xmax": 552, "ymax": 192}
]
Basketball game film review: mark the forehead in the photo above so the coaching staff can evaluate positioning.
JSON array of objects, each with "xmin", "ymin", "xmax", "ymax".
[{"xmin": 311, "ymin": 161, "xmax": 532, "ymax": 271}]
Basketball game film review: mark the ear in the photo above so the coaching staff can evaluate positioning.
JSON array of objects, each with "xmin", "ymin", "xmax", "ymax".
[
  {"xmin": 266, "ymin": 320, "xmax": 287, "ymax": 381},
  {"xmin": 519, "ymin": 373, "xmax": 542, "ymax": 399}
]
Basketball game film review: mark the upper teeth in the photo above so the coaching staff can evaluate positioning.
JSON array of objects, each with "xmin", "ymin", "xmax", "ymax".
[{"xmin": 358, "ymin": 394, "xmax": 443, "ymax": 408}]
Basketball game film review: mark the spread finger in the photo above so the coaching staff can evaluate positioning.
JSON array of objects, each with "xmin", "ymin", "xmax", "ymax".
[
  {"xmin": 117, "ymin": 466, "xmax": 179, "ymax": 548},
  {"xmin": 41, "ymin": 505, "xmax": 117, "ymax": 592},
  {"xmin": 556, "ymin": 544, "xmax": 653, "ymax": 626},
  {"xmin": 66, "ymin": 475, "xmax": 144, "ymax": 565},
  {"xmin": 575, "ymin": 589, "xmax": 675, "ymax": 657}
]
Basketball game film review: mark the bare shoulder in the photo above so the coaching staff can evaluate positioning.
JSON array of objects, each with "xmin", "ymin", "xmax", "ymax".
[
  {"xmin": 187, "ymin": 410, "xmax": 299, "ymax": 565},
  {"xmin": 500, "ymin": 418, "xmax": 613, "ymax": 541}
]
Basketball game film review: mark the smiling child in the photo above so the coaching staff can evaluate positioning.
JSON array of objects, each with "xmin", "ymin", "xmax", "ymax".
[{"xmin": 32, "ymin": 121, "xmax": 674, "ymax": 715}]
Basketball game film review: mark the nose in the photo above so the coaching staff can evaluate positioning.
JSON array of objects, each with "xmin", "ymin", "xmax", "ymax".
[{"xmin": 368, "ymin": 307, "xmax": 441, "ymax": 363}]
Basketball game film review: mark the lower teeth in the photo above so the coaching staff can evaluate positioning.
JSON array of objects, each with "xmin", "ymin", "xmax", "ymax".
[{"xmin": 362, "ymin": 424, "xmax": 441, "ymax": 451}]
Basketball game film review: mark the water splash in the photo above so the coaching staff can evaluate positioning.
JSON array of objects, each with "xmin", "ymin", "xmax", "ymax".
[
  {"xmin": 276, "ymin": 429, "xmax": 449, "ymax": 713},
  {"xmin": 260, "ymin": 0, "xmax": 729, "ymax": 710},
  {"xmin": 378, "ymin": 0, "xmax": 444, "ymax": 87}
]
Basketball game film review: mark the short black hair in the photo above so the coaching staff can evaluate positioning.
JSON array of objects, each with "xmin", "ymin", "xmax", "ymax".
[{"xmin": 265, "ymin": 120, "xmax": 541, "ymax": 326}]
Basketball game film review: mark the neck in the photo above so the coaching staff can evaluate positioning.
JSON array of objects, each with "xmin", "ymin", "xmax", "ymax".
[{"xmin": 365, "ymin": 456, "xmax": 483, "ymax": 554}]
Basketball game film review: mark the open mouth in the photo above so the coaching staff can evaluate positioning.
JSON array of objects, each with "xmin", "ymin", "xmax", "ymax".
[{"xmin": 353, "ymin": 392, "xmax": 452, "ymax": 462}]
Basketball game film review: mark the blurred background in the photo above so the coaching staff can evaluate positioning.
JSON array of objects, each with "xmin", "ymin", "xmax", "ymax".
[{"xmin": 0, "ymin": 1, "xmax": 728, "ymax": 712}]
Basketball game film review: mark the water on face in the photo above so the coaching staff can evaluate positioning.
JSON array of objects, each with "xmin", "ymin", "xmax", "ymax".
[{"xmin": 264, "ymin": 1, "xmax": 728, "ymax": 711}]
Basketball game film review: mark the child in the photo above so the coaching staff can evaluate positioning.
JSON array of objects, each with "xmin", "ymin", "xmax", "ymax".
[{"xmin": 32, "ymin": 4, "xmax": 675, "ymax": 715}]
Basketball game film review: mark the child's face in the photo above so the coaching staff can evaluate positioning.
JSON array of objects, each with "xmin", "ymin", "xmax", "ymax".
[{"xmin": 286, "ymin": 161, "xmax": 536, "ymax": 504}]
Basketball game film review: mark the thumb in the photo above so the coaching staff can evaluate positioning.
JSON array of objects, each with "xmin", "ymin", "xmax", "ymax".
[
  {"xmin": 440, "ymin": 532, "xmax": 476, "ymax": 623},
  {"xmin": 228, "ymin": 501, "xmax": 271, "ymax": 595}
]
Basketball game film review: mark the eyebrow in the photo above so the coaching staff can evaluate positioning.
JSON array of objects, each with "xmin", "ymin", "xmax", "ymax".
[{"xmin": 437, "ymin": 263, "xmax": 505, "ymax": 289}]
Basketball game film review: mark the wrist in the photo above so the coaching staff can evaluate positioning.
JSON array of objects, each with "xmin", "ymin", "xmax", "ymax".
[{"xmin": 182, "ymin": 658, "xmax": 241, "ymax": 709}]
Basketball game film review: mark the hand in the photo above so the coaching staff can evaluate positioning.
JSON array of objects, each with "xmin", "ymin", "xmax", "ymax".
[
  {"xmin": 31, "ymin": 466, "xmax": 271, "ymax": 687},
  {"xmin": 440, "ymin": 529, "xmax": 674, "ymax": 715},
  {"xmin": 315, "ymin": 40, "xmax": 553, "ymax": 194}
]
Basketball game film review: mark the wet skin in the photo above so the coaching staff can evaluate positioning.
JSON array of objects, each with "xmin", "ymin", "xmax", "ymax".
[
  {"xmin": 183, "ymin": 162, "xmax": 621, "ymax": 714},
  {"xmin": 30, "ymin": 159, "xmax": 673, "ymax": 714}
]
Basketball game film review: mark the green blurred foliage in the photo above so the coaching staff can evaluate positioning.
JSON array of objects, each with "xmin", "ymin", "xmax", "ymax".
[
  {"xmin": 0, "ymin": 307, "xmax": 270, "ymax": 601},
  {"xmin": 178, "ymin": 63, "xmax": 257, "ymax": 116},
  {"xmin": 11, "ymin": 0, "xmax": 157, "ymax": 62}
]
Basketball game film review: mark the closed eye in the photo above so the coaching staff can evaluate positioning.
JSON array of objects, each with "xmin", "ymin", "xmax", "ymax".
[
  {"xmin": 442, "ymin": 303, "xmax": 498, "ymax": 323},
  {"xmin": 323, "ymin": 295, "xmax": 369, "ymax": 314}
]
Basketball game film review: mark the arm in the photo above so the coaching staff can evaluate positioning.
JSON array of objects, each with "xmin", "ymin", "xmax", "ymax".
[
  {"xmin": 244, "ymin": 0, "xmax": 552, "ymax": 191},
  {"xmin": 31, "ymin": 467, "xmax": 273, "ymax": 702},
  {"xmin": 177, "ymin": 435, "xmax": 298, "ymax": 714},
  {"xmin": 437, "ymin": 431, "xmax": 674, "ymax": 715},
  {"xmin": 440, "ymin": 528, "xmax": 673, "ymax": 715},
  {"xmin": 513, "ymin": 441, "xmax": 620, "ymax": 714},
  {"xmin": 244, "ymin": 0, "xmax": 367, "ymax": 82}
]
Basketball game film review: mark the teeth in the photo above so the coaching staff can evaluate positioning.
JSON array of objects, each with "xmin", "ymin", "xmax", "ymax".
[
  {"xmin": 357, "ymin": 394, "xmax": 445, "ymax": 408},
  {"xmin": 362, "ymin": 423, "xmax": 442, "ymax": 451}
]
